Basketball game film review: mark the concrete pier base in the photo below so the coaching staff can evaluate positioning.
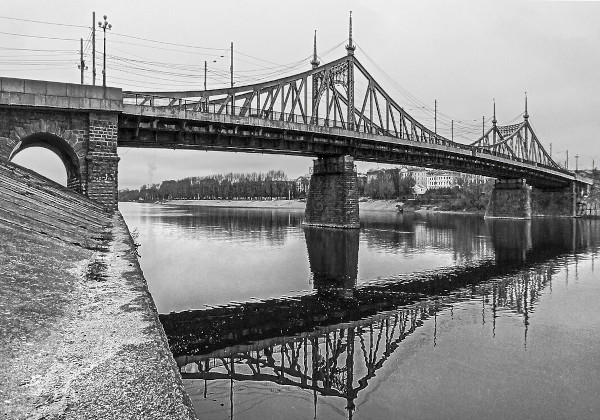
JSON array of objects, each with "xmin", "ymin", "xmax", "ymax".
[
  {"xmin": 531, "ymin": 184, "xmax": 576, "ymax": 217},
  {"xmin": 486, "ymin": 178, "xmax": 579, "ymax": 219},
  {"xmin": 304, "ymin": 155, "xmax": 360, "ymax": 229},
  {"xmin": 485, "ymin": 178, "xmax": 532, "ymax": 219}
]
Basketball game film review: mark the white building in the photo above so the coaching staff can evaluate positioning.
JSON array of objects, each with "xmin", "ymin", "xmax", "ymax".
[
  {"xmin": 413, "ymin": 184, "xmax": 427, "ymax": 195},
  {"xmin": 412, "ymin": 170, "xmax": 428, "ymax": 187},
  {"xmin": 426, "ymin": 171, "xmax": 459, "ymax": 190}
]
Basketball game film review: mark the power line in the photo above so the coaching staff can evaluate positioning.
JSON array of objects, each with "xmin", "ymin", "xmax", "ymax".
[
  {"xmin": 0, "ymin": 30, "xmax": 79, "ymax": 41},
  {"xmin": 110, "ymin": 31, "xmax": 228, "ymax": 51},
  {"xmin": 0, "ymin": 46, "xmax": 76, "ymax": 52},
  {"xmin": 0, "ymin": 15, "xmax": 89, "ymax": 28}
]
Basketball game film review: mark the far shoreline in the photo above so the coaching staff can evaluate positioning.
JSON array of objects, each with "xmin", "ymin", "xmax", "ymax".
[{"xmin": 121, "ymin": 199, "xmax": 484, "ymax": 215}]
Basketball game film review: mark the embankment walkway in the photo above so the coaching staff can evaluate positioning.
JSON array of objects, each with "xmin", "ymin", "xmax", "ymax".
[{"xmin": 0, "ymin": 161, "xmax": 196, "ymax": 419}]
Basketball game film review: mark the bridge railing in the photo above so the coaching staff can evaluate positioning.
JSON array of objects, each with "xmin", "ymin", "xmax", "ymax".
[
  {"xmin": 124, "ymin": 93, "xmax": 375, "ymax": 131},
  {"xmin": 125, "ymin": 93, "xmax": 325, "ymax": 125}
]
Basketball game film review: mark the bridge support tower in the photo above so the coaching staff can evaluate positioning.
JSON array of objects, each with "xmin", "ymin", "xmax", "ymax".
[
  {"xmin": 0, "ymin": 78, "xmax": 122, "ymax": 212},
  {"xmin": 486, "ymin": 178, "xmax": 578, "ymax": 218},
  {"xmin": 304, "ymin": 155, "xmax": 359, "ymax": 229}
]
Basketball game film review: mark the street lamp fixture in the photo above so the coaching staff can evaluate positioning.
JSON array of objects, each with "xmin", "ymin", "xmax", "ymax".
[
  {"xmin": 204, "ymin": 55, "xmax": 225, "ymax": 90},
  {"xmin": 98, "ymin": 15, "xmax": 112, "ymax": 87}
]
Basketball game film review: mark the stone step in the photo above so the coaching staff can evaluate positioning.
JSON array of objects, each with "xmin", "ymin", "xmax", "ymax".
[
  {"xmin": 0, "ymin": 163, "xmax": 108, "ymax": 222},
  {"xmin": 0, "ymin": 161, "xmax": 106, "ymax": 216},
  {"xmin": 0, "ymin": 160, "xmax": 111, "ymax": 249},
  {"xmin": 0, "ymin": 174, "xmax": 108, "ymax": 232},
  {"xmin": 0, "ymin": 186, "xmax": 109, "ymax": 242},
  {"xmin": 0, "ymin": 174, "xmax": 106, "ymax": 229},
  {"xmin": 0, "ymin": 206, "xmax": 104, "ymax": 249}
]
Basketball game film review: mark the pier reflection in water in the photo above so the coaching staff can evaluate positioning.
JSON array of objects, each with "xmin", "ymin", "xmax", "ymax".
[{"xmin": 148, "ymin": 208, "xmax": 600, "ymax": 420}]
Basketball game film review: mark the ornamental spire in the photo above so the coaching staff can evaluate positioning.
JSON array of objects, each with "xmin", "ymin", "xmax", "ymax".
[
  {"xmin": 492, "ymin": 98, "xmax": 497, "ymax": 126},
  {"xmin": 311, "ymin": 30, "xmax": 320, "ymax": 68},
  {"xmin": 524, "ymin": 92, "xmax": 529, "ymax": 120},
  {"xmin": 346, "ymin": 11, "xmax": 356, "ymax": 56}
]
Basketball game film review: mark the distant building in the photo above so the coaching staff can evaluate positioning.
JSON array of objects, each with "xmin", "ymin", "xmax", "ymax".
[
  {"xmin": 357, "ymin": 173, "xmax": 367, "ymax": 191},
  {"xmin": 366, "ymin": 169, "xmax": 386, "ymax": 182},
  {"xmin": 460, "ymin": 173, "xmax": 488, "ymax": 185},
  {"xmin": 361, "ymin": 165, "xmax": 489, "ymax": 195},
  {"xmin": 413, "ymin": 184, "xmax": 427, "ymax": 195},
  {"xmin": 295, "ymin": 176, "xmax": 310, "ymax": 195},
  {"xmin": 426, "ymin": 171, "xmax": 459, "ymax": 190},
  {"xmin": 412, "ymin": 170, "xmax": 428, "ymax": 187}
]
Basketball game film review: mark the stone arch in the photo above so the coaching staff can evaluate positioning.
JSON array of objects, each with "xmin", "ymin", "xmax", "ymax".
[
  {"xmin": 9, "ymin": 133, "xmax": 83, "ymax": 191},
  {"xmin": 1, "ymin": 119, "xmax": 87, "ymax": 193}
]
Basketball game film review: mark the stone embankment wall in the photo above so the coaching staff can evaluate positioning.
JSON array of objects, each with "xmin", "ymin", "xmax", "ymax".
[{"xmin": 0, "ymin": 160, "xmax": 196, "ymax": 420}]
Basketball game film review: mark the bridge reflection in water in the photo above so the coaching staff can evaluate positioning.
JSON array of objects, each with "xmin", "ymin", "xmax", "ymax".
[{"xmin": 159, "ymin": 218, "xmax": 600, "ymax": 419}]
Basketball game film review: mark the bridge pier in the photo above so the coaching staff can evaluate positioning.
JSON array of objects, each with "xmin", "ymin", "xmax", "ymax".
[
  {"xmin": 85, "ymin": 113, "xmax": 120, "ymax": 212},
  {"xmin": 485, "ymin": 178, "xmax": 532, "ymax": 219},
  {"xmin": 304, "ymin": 155, "xmax": 360, "ymax": 229},
  {"xmin": 486, "ymin": 178, "xmax": 579, "ymax": 219},
  {"xmin": 531, "ymin": 184, "xmax": 576, "ymax": 217}
]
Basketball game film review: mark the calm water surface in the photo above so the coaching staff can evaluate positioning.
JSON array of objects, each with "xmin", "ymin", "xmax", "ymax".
[{"xmin": 120, "ymin": 202, "xmax": 600, "ymax": 420}]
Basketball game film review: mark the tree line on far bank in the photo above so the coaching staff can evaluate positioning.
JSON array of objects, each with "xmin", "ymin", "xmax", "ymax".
[
  {"xmin": 118, "ymin": 168, "xmax": 496, "ymax": 211},
  {"xmin": 118, "ymin": 170, "xmax": 300, "ymax": 202}
]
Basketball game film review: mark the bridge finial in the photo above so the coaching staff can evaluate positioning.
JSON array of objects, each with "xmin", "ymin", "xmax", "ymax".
[
  {"xmin": 492, "ymin": 98, "xmax": 497, "ymax": 126},
  {"xmin": 524, "ymin": 92, "xmax": 529, "ymax": 120},
  {"xmin": 346, "ymin": 11, "xmax": 356, "ymax": 56},
  {"xmin": 311, "ymin": 30, "xmax": 320, "ymax": 69}
]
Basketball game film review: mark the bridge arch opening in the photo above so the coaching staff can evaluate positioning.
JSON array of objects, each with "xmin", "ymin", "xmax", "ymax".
[{"xmin": 9, "ymin": 133, "xmax": 82, "ymax": 191}]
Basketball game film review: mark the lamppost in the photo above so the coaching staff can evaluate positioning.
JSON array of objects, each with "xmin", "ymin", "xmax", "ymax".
[
  {"xmin": 98, "ymin": 15, "xmax": 111, "ymax": 87},
  {"xmin": 204, "ymin": 55, "xmax": 224, "ymax": 90}
]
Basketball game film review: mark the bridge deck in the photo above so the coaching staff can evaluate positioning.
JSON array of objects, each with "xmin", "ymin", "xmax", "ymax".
[{"xmin": 120, "ymin": 104, "xmax": 591, "ymax": 188}]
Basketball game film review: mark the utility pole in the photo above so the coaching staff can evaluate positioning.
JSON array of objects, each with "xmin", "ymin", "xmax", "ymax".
[
  {"xmin": 575, "ymin": 154, "xmax": 579, "ymax": 172},
  {"xmin": 566, "ymin": 150, "xmax": 569, "ymax": 169},
  {"xmin": 78, "ymin": 38, "xmax": 87, "ymax": 84},
  {"xmin": 98, "ymin": 15, "xmax": 112, "ymax": 87},
  {"xmin": 451, "ymin": 120, "xmax": 454, "ymax": 142},
  {"xmin": 434, "ymin": 99, "xmax": 437, "ymax": 136},
  {"xmin": 92, "ymin": 12, "xmax": 96, "ymax": 85},
  {"xmin": 550, "ymin": 142, "xmax": 552, "ymax": 158},
  {"xmin": 230, "ymin": 42, "xmax": 234, "ymax": 88},
  {"xmin": 482, "ymin": 116, "xmax": 485, "ymax": 137},
  {"xmin": 204, "ymin": 60, "xmax": 207, "ymax": 90}
]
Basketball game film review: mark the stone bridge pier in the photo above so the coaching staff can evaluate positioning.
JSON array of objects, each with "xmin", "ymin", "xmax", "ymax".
[
  {"xmin": 485, "ymin": 178, "xmax": 584, "ymax": 219},
  {"xmin": 304, "ymin": 155, "xmax": 360, "ymax": 228},
  {"xmin": 0, "ymin": 78, "xmax": 122, "ymax": 212}
]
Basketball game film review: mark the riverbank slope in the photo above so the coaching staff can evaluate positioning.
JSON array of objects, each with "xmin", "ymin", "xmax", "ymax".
[{"xmin": 0, "ymin": 161, "xmax": 195, "ymax": 420}]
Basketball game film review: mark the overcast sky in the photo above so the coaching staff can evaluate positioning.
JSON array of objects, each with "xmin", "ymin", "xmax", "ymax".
[{"xmin": 3, "ymin": 0, "xmax": 599, "ymax": 188}]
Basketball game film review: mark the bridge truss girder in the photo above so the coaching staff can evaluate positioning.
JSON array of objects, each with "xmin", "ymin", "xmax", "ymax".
[
  {"xmin": 123, "ymin": 55, "xmax": 463, "ymax": 149},
  {"xmin": 118, "ymin": 112, "xmax": 572, "ymax": 189},
  {"xmin": 121, "ymin": 53, "xmax": 582, "ymax": 186},
  {"xmin": 470, "ymin": 120, "xmax": 561, "ymax": 170}
]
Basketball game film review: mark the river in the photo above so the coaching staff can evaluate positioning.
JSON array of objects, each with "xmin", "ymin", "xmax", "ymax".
[{"xmin": 120, "ymin": 202, "xmax": 600, "ymax": 420}]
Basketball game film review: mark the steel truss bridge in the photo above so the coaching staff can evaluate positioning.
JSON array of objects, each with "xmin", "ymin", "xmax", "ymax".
[{"xmin": 118, "ymin": 32, "xmax": 591, "ymax": 189}]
